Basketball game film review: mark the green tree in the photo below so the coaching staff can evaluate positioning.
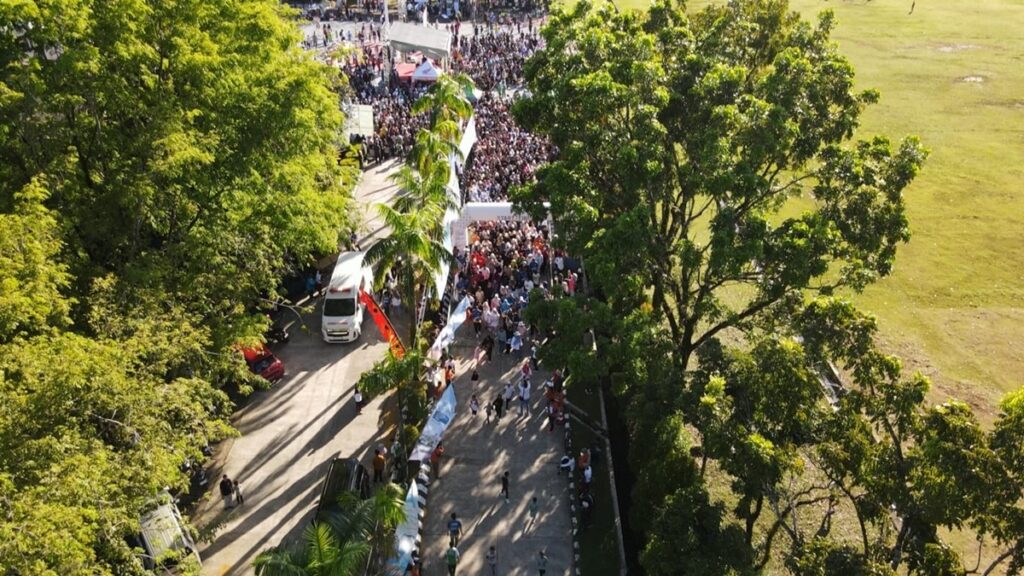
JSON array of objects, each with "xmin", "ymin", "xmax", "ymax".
[
  {"xmin": 514, "ymin": 1, "xmax": 933, "ymax": 573},
  {"xmin": 513, "ymin": 0, "xmax": 926, "ymax": 369},
  {"xmin": 365, "ymin": 203, "xmax": 453, "ymax": 345},
  {"xmin": 0, "ymin": 0, "xmax": 357, "ymax": 572},
  {"xmin": 0, "ymin": 0, "xmax": 355, "ymax": 348},
  {"xmin": 0, "ymin": 177, "xmax": 71, "ymax": 342},
  {"xmin": 253, "ymin": 483, "xmax": 405, "ymax": 576}
]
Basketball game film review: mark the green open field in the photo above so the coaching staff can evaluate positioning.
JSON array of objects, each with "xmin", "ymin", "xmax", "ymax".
[{"xmin": 610, "ymin": 0, "xmax": 1024, "ymax": 421}]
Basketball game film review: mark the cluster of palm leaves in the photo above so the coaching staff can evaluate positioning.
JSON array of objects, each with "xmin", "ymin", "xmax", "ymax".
[{"xmin": 253, "ymin": 483, "xmax": 405, "ymax": 576}]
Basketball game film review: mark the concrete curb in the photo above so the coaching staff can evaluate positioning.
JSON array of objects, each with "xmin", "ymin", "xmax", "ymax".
[{"xmin": 564, "ymin": 401, "xmax": 582, "ymax": 576}]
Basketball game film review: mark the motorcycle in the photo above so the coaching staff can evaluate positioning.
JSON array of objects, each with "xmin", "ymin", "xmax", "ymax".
[{"xmin": 267, "ymin": 325, "xmax": 290, "ymax": 345}]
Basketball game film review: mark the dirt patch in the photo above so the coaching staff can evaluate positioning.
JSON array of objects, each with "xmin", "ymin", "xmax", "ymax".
[
  {"xmin": 957, "ymin": 75, "xmax": 987, "ymax": 84},
  {"xmin": 936, "ymin": 43, "xmax": 982, "ymax": 53}
]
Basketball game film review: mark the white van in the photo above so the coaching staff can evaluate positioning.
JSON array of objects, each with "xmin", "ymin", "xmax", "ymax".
[
  {"xmin": 322, "ymin": 251, "xmax": 374, "ymax": 343},
  {"xmin": 134, "ymin": 494, "xmax": 201, "ymax": 572}
]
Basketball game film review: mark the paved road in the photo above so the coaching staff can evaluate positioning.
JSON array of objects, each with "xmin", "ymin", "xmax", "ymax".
[
  {"xmin": 195, "ymin": 161, "xmax": 402, "ymax": 576},
  {"xmin": 420, "ymin": 336, "xmax": 572, "ymax": 576}
]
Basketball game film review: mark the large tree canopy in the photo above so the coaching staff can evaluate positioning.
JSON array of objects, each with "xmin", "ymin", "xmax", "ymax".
[
  {"xmin": 0, "ymin": 0, "xmax": 356, "ymax": 572},
  {"xmin": 513, "ymin": 0, "xmax": 927, "ymax": 367},
  {"xmin": 515, "ymin": 0, "xmax": 1022, "ymax": 574},
  {"xmin": 0, "ymin": 0, "xmax": 354, "ymax": 337}
]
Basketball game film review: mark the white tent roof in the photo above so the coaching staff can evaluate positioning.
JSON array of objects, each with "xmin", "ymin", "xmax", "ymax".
[
  {"xmin": 388, "ymin": 22, "xmax": 451, "ymax": 61},
  {"xmin": 412, "ymin": 59, "xmax": 441, "ymax": 82}
]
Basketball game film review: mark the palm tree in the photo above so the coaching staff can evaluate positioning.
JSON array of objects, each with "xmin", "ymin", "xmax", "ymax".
[
  {"xmin": 365, "ymin": 201, "xmax": 454, "ymax": 346},
  {"xmin": 407, "ymin": 126, "xmax": 462, "ymax": 175},
  {"xmin": 334, "ymin": 482, "xmax": 406, "ymax": 571},
  {"xmin": 252, "ymin": 522, "xmax": 369, "ymax": 576},
  {"xmin": 252, "ymin": 484, "xmax": 405, "ymax": 576},
  {"xmin": 412, "ymin": 73, "xmax": 475, "ymax": 133},
  {"xmin": 358, "ymin": 348, "xmax": 430, "ymax": 461},
  {"xmin": 389, "ymin": 162, "xmax": 458, "ymax": 229}
]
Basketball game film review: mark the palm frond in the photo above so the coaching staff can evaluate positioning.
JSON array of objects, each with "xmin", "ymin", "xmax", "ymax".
[
  {"xmin": 306, "ymin": 523, "xmax": 341, "ymax": 570},
  {"xmin": 373, "ymin": 483, "xmax": 407, "ymax": 532},
  {"xmin": 325, "ymin": 540, "xmax": 372, "ymax": 576},
  {"xmin": 253, "ymin": 547, "xmax": 308, "ymax": 576}
]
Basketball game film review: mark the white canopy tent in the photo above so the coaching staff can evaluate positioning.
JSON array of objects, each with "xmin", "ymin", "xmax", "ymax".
[
  {"xmin": 388, "ymin": 22, "xmax": 452, "ymax": 63},
  {"xmin": 412, "ymin": 59, "xmax": 441, "ymax": 83}
]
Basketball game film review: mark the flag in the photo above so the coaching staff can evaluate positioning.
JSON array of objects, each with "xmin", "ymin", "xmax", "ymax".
[
  {"xmin": 387, "ymin": 480, "xmax": 420, "ymax": 574},
  {"xmin": 409, "ymin": 384, "xmax": 457, "ymax": 461},
  {"xmin": 428, "ymin": 295, "xmax": 472, "ymax": 360},
  {"xmin": 359, "ymin": 290, "xmax": 405, "ymax": 358}
]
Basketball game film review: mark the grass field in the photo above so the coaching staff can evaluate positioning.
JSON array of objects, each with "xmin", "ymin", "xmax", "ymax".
[{"xmin": 604, "ymin": 0, "xmax": 1024, "ymax": 421}]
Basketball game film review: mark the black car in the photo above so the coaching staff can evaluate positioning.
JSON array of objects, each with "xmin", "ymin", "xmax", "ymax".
[{"xmin": 315, "ymin": 457, "xmax": 372, "ymax": 523}]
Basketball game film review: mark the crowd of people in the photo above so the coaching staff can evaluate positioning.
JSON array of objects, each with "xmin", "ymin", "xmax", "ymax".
[
  {"xmin": 461, "ymin": 94, "xmax": 556, "ymax": 202},
  {"xmin": 452, "ymin": 29, "xmax": 543, "ymax": 91},
  {"xmin": 341, "ymin": 48, "xmax": 433, "ymax": 163},
  {"xmin": 458, "ymin": 221, "xmax": 549, "ymax": 353}
]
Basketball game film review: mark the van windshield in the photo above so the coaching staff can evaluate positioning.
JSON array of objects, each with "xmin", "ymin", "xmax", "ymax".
[{"xmin": 324, "ymin": 297, "xmax": 357, "ymax": 317}]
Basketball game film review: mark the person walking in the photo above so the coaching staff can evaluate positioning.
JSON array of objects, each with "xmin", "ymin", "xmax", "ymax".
[
  {"xmin": 503, "ymin": 382, "xmax": 515, "ymax": 414},
  {"xmin": 219, "ymin": 474, "xmax": 234, "ymax": 509},
  {"xmin": 373, "ymin": 448, "xmax": 386, "ymax": 483},
  {"xmin": 500, "ymin": 471, "xmax": 510, "ymax": 503},
  {"xmin": 517, "ymin": 379, "xmax": 531, "ymax": 416},
  {"xmin": 431, "ymin": 442, "xmax": 445, "ymax": 478},
  {"xmin": 470, "ymin": 394, "xmax": 480, "ymax": 416},
  {"xmin": 233, "ymin": 479, "xmax": 245, "ymax": 506},
  {"xmin": 445, "ymin": 542, "xmax": 460, "ymax": 576},
  {"xmin": 492, "ymin": 395, "xmax": 504, "ymax": 420},
  {"xmin": 447, "ymin": 512, "xmax": 463, "ymax": 546},
  {"xmin": 536, "ymin": 550, "xmax": 548, "ymax": 575},
  {"xmin": 528, "ymin": 496, "xmax": 539, "ymax": 522},
  {"xmin": 486, "ymin": 545, "xmax": 498, "ymax": 576}
]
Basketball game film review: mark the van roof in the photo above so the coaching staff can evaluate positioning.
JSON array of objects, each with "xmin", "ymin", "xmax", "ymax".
[
  {"xmin": 139, "ymin": 502, "xmax": 191, "ymax": 562},
  {"xmin": 327, "ymin": 251, "xmax": 368, "ymax": 293}
]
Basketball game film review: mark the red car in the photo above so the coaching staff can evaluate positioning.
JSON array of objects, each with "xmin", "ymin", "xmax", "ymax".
[{"xmin": 242, "ymin": 344, "xmax": 285, "ymax": 382}]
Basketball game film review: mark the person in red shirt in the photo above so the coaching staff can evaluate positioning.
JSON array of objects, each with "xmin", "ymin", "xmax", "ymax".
[{"xmin": 431, "ymin": 442, "xmax": 445, "ymax": 478}]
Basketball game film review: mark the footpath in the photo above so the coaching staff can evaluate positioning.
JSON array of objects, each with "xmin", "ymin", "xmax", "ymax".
[{"xmin": 421, "ymin": 334, "xmax": 572, "ymax": 575}]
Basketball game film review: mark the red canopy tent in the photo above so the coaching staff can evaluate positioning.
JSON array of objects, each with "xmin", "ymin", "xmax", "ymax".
[{"xmin": 395, "ymin": 62, "xmax": 416, "ymax": 84}]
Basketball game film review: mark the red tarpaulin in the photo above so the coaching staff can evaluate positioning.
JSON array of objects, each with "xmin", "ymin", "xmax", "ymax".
[
  {"xmin": 395, "ymin": 63, "xmax": 416, "ymax": 83},
  {"xmin": 360, "ymin": 290, "xmax": 406, "ymax": 358}
]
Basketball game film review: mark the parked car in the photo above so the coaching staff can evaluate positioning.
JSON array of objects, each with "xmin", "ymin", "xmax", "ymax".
[
  {"xmin": 131, "ymin": 492, "xmax": 201, "ymax": 573},
  {"xmin": 242, "ymin": 344, "xmax": 285, "ymax": 382},
  {"xmin": 315, "ymin": 457, "xmax": 371, "ymax": 523}
]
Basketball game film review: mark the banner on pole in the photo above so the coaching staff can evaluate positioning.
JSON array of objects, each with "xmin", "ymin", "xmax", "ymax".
[
  {"xmin": 386, "ymin": 479, "xmax": 420, "ymax": 575},
  {"xmin": 428, "ymin": 295, "xmax": 472, "ymax": 361},
  {"xmin": 360, "ymin": 290, "xmax": 405, "ymax": 358},
  {"xmin": 409, "ymin": 384, "xmax": 457, "ymax": 462}
]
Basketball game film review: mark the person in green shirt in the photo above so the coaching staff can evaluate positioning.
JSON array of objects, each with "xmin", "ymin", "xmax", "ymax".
[{"xmin": 445, "ymin": 542, "xmax": 461, "ymax": 576}]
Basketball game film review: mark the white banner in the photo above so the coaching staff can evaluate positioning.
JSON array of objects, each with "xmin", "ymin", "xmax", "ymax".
[
  {"xmin": 386, "ymin": 480, "xmax": 420, "ymax": 575},
  {"xmin": 428, "ymin": 296, "xmax": 472, "ymax": 361},
  {"xmin": 408, "ymin": 384, "xmax": 457, "ymax": 462}
]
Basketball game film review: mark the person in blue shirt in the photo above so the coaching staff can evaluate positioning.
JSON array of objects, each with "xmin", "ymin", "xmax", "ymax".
[{"xmin": 447, "ymin": 512, "xmax": 463, "ymax": 546}]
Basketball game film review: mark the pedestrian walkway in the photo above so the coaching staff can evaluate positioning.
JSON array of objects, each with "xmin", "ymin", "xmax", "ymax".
[{"xmin": 421, "ymin": 334, "xmax": 572, "ymax": 575}]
